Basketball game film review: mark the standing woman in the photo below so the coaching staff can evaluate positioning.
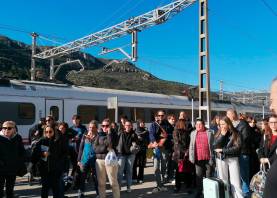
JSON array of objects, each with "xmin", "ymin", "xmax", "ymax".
[
  {"xmin": 117, "ymin": 120, "xmax": 139, "ymax": 192},
  {"xmin": 172, "ymin": 119, "xmax": 192, "ymax": 193},
  {"xmin": 32, "ymin": 124, "xmax": 68, "ymax": 198},
  {"xmin": 0, "ymin": 121, "xmax": 26, "ymax": 198},
  {"xmin": 258, "ymin": 115, "xmax": 277, "ymax": 165},
  {"xmin": 213, "ymin": 116, "xmax": 243, "ymax": 198}
]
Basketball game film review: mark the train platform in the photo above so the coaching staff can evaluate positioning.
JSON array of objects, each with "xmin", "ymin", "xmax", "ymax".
[{"xmin": 14, "ymin": 160, "xmax": 198, "ymax": 198}]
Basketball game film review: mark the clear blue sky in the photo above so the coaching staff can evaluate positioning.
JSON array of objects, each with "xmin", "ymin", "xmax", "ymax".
[{"xmin": 0, "ymin": 0, "xmax": 276, "ymax": 92}]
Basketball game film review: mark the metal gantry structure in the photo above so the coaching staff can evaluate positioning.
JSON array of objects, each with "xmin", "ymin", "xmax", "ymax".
[
  {"xmin": 198, "ymin": 0, "xmax": 211, "ymax": 127},
  {"xmin": 33, "ymin": 0, "xmax": 196, "ymax": 59},
  {"xmin": 31, "ymin": 0, "xmax": 212, "ymax": 125}
]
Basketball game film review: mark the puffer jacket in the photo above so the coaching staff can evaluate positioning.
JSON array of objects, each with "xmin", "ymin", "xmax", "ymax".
[
  {"xmin": 0, "ymin": 132, "xmax": 26, "ymax": 175},
  {"xmin": 94, "ymin": 129, "xmax": 118, "ymax": 159},
  {"xmin": 213, "ymin": 131, "xmax": 241, "ymax": 159}
]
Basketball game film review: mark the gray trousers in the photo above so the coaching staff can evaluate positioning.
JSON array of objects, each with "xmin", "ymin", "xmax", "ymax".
[
  {"xmin": 216, "ymin": 157, "xmax": 243, "ymax": 198},
  {"xmin": 153, "ymin": 148, "xmax": 168, "ymax": 187}
]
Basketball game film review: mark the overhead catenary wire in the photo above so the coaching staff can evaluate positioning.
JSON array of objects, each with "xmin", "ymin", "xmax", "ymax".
[{"xmin": 259, "ymin": 0, "xmax": 277, "ymax": 17}]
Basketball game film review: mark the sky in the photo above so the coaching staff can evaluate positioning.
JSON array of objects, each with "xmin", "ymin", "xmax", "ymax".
[{"xmin": 0, "ymin": 0, "xmax": 276, "ymax": 92}]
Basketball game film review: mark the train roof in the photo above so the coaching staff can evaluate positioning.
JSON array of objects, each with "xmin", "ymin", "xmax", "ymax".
[{"xmin": 0, "ymin": 79, "xmax": 191, "ymax": 107}]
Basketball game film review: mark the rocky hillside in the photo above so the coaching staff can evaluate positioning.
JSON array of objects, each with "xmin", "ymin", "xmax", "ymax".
[{"xmin": 0, "ymin": 35, "xmax": 200, "ymax": 96}]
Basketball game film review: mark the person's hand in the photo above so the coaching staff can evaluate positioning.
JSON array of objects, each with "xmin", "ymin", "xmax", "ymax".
[
  {"xmin": 77, "ymin": 162, "xmax": 82, "ymax": 168},
  {"xmin": 214, "ymin": 148, "xmax": 223, "ymax": 153},
  {"xmin": 260, "ymin": 158, "xmax": 269, "ymax": 164},
  {"xmin": 43, "ymin": 152, "xmax": 49, "ymax": 157},
  {"xmin": 34, "ymin": 130, "xmax": 39, "ymax": 136}
]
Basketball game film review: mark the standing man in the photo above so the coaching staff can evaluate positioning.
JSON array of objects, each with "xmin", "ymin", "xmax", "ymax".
[
  {"xmin": 226, "ymin": 108, "xmax": 252, "ymax": 198},
  {"xmin": 189, "ymin": 118, "xmax": 214, "ymax": 198},
  {"xmin": 148, "ymin": 110, "xmax": 170, "ymax": 193},
  {"xmin": 264, "ymin": 77, "xmax": 277, "ymax": 198}
]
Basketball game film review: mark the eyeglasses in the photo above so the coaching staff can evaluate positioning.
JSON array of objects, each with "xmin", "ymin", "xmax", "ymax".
[
  {"xmin": 269, "ymin": 122, "xmax": 277, "ymax": 124},
  {"xmin": 2, "ymin": 127, "xmax": 13, "ymax": 130},
  {"xmin": 102, "ymin": 124, "xmax": 109, "ymax": 128},
  {"xmin": 125, "ymin": 125, "xmax": 132, "ymax": 127}
]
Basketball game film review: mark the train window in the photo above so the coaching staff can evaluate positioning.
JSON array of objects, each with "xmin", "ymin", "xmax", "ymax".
[
  {"xmin": 49, "ymin": 106, "xmax": 59, "ymax": 121},
  {"xmin": 77, "ymin": 105, "xmax": 107, "ymax": 124},
  {"xmin": 136, "ymin": 108, "xmax": 145, "ymax": 122},
  {"xmin": 0, "ymin": 102, "xmax": 35, "ymax": 125}
]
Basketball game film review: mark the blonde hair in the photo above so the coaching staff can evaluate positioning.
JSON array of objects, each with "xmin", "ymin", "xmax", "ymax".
[{"xmin": 2, "ymin": 121, "xmax": 16, "ymax": 127}]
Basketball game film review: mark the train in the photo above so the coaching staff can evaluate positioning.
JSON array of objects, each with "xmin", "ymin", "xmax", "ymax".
[{"xmin": 0, "ymin": 79, "xmax": 269, "ymax": 144}]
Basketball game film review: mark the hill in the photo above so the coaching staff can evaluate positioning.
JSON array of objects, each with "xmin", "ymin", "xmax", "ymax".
[{"xmin": 0, "ymin": 35, "xmax": 198, "ymax": 96}]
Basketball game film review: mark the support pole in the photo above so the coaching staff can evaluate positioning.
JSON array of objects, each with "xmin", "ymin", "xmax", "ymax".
[
  {"xmin": 199, "ymin": 0, "xmax": 211, "ymax": 127},
  {"xmin": 131, "ymin": 30, "xmax": 138, "ymax": 62},
  {"xmin": 30, "ymin": 32, "xmax": 38, "ymax": 81},
  {"xmin": 50, "ymin": 58, "xmax": 54, "ymax": 80}
]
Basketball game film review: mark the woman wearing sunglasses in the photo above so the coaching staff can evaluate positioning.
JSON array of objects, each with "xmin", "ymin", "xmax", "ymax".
[
  {"xmin": 32, "ymin": 124, "xmax": 68, "ymax": 198},
  {"xmin": 0, "ymin": 121, "xmax": 26, "ymax": 198}
]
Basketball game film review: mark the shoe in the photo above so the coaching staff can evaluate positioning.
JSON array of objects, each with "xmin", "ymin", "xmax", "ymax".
[
  {"xmin": 152, "ymin": 187, "xmax": 160, "ymax": 193},
  {"xmin": 173, "ymin": 188, "xmax": 180, "ymax": 193},
  {"xmin": 127, "ymin": 188, "xmax": 131, "ymax": 193},
  {"xmin": 159, "ymin": 186, "xmax": 168, "ymax": 192},
  {"xmin": 138, "ymin": 180, "xmax": 143, "ymax": 184}
]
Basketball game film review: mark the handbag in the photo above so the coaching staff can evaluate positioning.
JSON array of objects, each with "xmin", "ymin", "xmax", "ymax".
[
  {"xmin": 250, "ymin": 163, "xmax": 270, "ymax": 197},
  {"xmin": 146, "ymin": 148, "xmax": 154, "ymax": 159}
]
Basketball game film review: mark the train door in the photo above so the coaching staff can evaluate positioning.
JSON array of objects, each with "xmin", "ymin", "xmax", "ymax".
[{"xmin": 45, "ymin": 99, "xmax": 64, "ymax": 121}]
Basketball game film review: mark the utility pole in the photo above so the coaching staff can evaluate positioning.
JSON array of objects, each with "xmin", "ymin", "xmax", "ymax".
[
  {"xmin": 199, "ymin": 0, "xmax": 211, "ymax": 127},
  {"xmin": 219, "ymin": 80, "xmax": 223, "ymax": 100},
  {"xmin": 30, "ymin": 32, "xmax": 38, "ymax": 81}
]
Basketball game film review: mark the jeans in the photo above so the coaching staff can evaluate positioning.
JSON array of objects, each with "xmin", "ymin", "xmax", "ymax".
[
  {"xmin": 239, "ymin": 155, "xmax": 250, "ymax": 197},
  {"xmin": 118, "ymin": 154, "xmax": 135, "ymax": 189},
  {"xmin": 153, "ymin": 148, "xmax": 167, "ymax": 187}
]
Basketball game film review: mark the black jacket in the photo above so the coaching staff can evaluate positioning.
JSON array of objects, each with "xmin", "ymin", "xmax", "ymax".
[
  {"xmin": 0, "ymin": 133, "xmax": 26, "ymax": 175},
  {"xmin": 235, "ymin": 120, "xmax": 252, "ymax": 155},
  {"xmin": 258, "ymin": 135, "xmax": 277, "ymax": 164},
  {"xmin": 117, "ymin": 130, "xmax": 138, "ymax": 155},
  {"xmin": 32, "ymin": 133, "xmax": 68, "ymax": 175},
  {"xmin": 213, "ymin": 131, "xmax": 241, "ymax": 159},
  {"xmin": 94, "ymin": 129, "xmax": 118, "ymax": 159},
  {"xmin": 135, "ymin": 127, "xmax": 149, "ymax": 151}
]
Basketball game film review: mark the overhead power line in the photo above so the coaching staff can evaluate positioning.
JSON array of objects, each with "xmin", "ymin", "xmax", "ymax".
[{"xmin": 259, "ymin": 0, "xmax": 277, "ymax": 17}]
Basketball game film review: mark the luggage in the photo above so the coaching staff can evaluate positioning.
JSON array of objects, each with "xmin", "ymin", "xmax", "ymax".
[{"xmin": 203, "ymin": 177, "xmax": 229, "ymax": 198}]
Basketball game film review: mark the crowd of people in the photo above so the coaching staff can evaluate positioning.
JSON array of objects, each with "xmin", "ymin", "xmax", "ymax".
[{"xmin": 0, "ymin": 78, "xmax": 277, "ymax": 198}]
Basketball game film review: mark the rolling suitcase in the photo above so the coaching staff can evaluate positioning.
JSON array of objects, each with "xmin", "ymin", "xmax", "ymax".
[{"xmin": 203, "ymin": 177, "xmax": 229, "ymax": 198}]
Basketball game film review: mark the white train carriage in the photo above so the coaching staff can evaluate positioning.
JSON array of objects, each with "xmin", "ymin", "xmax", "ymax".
[{"xmin": 0, "ymin": 79, "xmax": 265, "ymax": 143}]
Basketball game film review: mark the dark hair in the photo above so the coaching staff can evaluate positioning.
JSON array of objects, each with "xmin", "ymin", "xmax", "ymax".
[
  {"xmin": 175, "ymin": 119, "xmax": 186, "ymax": 130},
  {"xmin": 72, "ymin": 115, "xmax": 81, "ymax": 120},
  {"xmin": 58, "ymin": 122, "xmax": 68, "ymax": 129},
  {"xmin": 195, "ymin": 117, "xmax": 205, "ymax": 125}
]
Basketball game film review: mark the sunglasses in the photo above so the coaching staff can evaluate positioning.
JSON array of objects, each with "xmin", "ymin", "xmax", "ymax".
[
  {"xmin": 45, "ymin": 130, "xmax": 54, "ymax": 134},
  {"xmin": 46, "ymin": 119, "xmax": 52, "ymax": 122},
  {"xmin": 2, "ymin": 127, "xmax": 13, "ymax": 130},
  {"xmin": 102, "ymin": 124, "xmax": 109, "ymax": 128},
  {"xmin": 158, "ymin": 114, "xmax": 165, "ymax": 117}
]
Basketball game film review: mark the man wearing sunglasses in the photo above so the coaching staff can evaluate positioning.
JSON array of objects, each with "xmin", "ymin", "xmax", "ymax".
[
  {"xmin": 149, "ymin": 110, "xmax": 171, "ymax": 193},
  {"xmin": 0, "ymin": 121, "xmax": 26, "ymax": 198}
]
